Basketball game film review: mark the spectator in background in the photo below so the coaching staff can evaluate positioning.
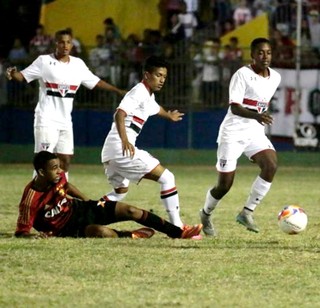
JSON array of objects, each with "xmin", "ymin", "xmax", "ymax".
[
  {"xmin": 233, "ymin": 0, "xmax": 253, "ymax": 27},
  {"xmin": 7, "ymin": 37, "xmax": 29, "ymax": 103},
  {"xmin": 158, "ymin": 0, "xmax": 184, "ymax": 33},
  {"xmin": 193, "ymin": 38, "xmax": 223, "ymax": 107},
  {"xmin": 66, "ymin": 27, "xmax": 83, "ymax": 57},
  {"xmin": 105, "ymin": 27, "xmax": 123, "ymax": 87},
  {"xmin": 178, "ymin": 0, "xmax": 198, "ymax": 40},
  {"xmin": 222, "ymin": 37, "xmax": 243, "ymax": 86},
  {"xmin": 123, "ymin": 33, "xmax": 143, "ymax": 88},
  {"xmin": 211, "ymin": 0, "xmax": 233, "ymax": 36},
  {"xmin": 270, "ymin": 0, "xmax": 302, "ymax": 39},
  {"xmin": 89, "ymin": 34, "xmax": 111, "ymax": 80},
  {"xmin": 88, "ymin": 34, "xmax": 112, "ymax": 102},
  {"xmin": 270, "ymin": 28, "xmax": 295, "ymax": 68},
  {"xmin": 29, "ymin": 24, "xmax": 53, "ymax": 60},
  {"xmin": 308, "ymin": 9, "xmax": 320, "ymax": 56},
  {"xmin": 103, "ymin": 17, "xmax": 122, "ymax": 40},
  {"xmin": 220, "ymin": 18, "xmax": 235, "ymax": 36},
  {"xmin": 165, "ymin": 13, "xmax": 186, "ymax": 43},
  {"xmin": 8, "ymin": 38, "xmax": 29, "ymax": 69}
]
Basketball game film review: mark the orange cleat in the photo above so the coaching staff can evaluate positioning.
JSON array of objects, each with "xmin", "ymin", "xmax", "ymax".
[
  {"xmin": 131, "ymin": 227, "xmax": 155, "ymax": 239},
  {"xmin": 181, "ymin": 224, "xmax": 203, "ymax": 239}
]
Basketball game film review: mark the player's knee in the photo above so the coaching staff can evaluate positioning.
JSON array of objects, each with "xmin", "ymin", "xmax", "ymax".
[
  {"xmin": 157, "ymin": 169, "xmax": 175, "ymax": 186},
  {"xmin": 262, "ymin": 159, "xmax": 278, "ymax": 176},
  {"xmin": 126, "ymin": 205, "xmax": 142, "ymax": 219}
]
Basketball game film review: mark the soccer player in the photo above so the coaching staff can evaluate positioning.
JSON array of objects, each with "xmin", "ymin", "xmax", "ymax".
[
  {"xmin": 15, "ymin": 151, "xmax": 202, "ymax": 239},
  {"xmin": 101, "ymin": 56, "xmax": 186, "ymax": 228},
  {"xmin": 5, "ymin": 29, "xmax": 126, "ymax": 179},
  {"xmin": 199, "ymin": 37, "xmax": 281, "ymax": 235}
]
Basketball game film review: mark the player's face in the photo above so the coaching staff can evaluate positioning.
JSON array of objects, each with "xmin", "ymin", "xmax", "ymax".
[
  {"xmin": 145, "ymin": 67, "xmax": 167, "ymax": 92},
  {"xmin": 251, "ymin": 43, "xmax": 272, "ymax": 70},
  {"xmin": 43, "ymin": 158, "xmax": 63, "ymax": 184},
  {"xmin": 55, "ymin": 34, "xmax": 73, "ymax": 57}
]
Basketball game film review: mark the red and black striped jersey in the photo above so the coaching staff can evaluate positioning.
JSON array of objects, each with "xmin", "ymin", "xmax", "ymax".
[{"xmin": 15, "ymin": 172, "xmax": 74, "ymax": 236}]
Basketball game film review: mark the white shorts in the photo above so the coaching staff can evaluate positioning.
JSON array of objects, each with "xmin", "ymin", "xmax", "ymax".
[
  {"xmin": 103, "ymin": 149, "xmax": 160, "ymax": 188},
  {"xmin": 216, "ymin": 136, "xmax": 275, "ymax": 172},
  {"xmin": 34, "ymin": 126, "xmax": 74, "ymax": 155}
]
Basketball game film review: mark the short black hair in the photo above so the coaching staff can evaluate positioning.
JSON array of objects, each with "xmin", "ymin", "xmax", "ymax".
[
  {"xmin": 33, "ymin": 151, "xmax": 57, "ymax": 172},
  {"xmin": 251, "ymin": 37, "xmax": 270, "ymax": 53},
  {"xmin": 55, "ymin": 29, "xmax": 72, "ymax": 41},
  {"xmin": 143, "ymin": 56, "xmax": 168, "ymax": 73}
]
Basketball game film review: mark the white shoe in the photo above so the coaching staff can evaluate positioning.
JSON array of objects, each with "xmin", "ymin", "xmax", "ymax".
[{"xmin": 199, "ymin": 209, "xmax": 217, "ymax": 236}]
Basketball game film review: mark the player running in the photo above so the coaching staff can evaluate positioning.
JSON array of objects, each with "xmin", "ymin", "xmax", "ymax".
[
  {"xmin": 199, "ymin": 37, "xmax": 281, "ymax": 235},
  {"xmin": 101, "ymin": 56, "xmax": 188, "ymax": 228}
]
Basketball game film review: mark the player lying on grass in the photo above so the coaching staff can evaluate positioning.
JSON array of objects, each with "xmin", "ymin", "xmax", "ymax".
[{"xmin": 15, "ymin": 151, "xmax": 202, "ymax": 239}]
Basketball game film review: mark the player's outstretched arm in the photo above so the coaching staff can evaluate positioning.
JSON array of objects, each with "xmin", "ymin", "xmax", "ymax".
[
  {"xmin": 6, "ymin": 66, "xmax": 25, "ymax": 82},
  {"xmin": 95, "ymin": 79, "xmax": 127, "ymax": 97},
  {"xmin": 158, "ymin": 106, "xmax": 184, "ymax": 122}
]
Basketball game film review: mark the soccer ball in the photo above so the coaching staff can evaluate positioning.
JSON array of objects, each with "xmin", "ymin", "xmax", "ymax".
[{"xmin": 278, "ymin": 205, "xmax": 308, "ymax": 234}]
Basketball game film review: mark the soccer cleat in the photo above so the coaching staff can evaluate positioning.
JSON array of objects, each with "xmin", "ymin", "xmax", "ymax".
[
  {"xmin": 199, "ymin": 209, "xmax": 217, "ymax": 236},
  {"xmin": 236, "ymin": 210, "xmax": 260, "ymax": 233},
  {"xmin": 131, "ymin": 227, "xmax": 155, "ymax": 239},
  {"xmin": 181, "ymin": 224, "xmax": 203, "ymax": 239}
]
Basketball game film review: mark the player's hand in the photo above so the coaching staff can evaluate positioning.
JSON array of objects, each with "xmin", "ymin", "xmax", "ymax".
[
  {"xmin": 6, "ymin": 66, "xmax": 17, "ymax": 80},
  {"xmin": 122, "ymin": 141, "xmax": 135, "ymax": 158},
  {"xmin": 257, "ymin": 112, "xmax": 273, "ymax": 125},
  {"xmin": 168, "ymin": 110, "xmax": 184, "ymax": 122}
]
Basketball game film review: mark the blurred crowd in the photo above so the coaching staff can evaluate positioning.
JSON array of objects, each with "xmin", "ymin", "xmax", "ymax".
[{"xmin": 1, "ymin": 0, "xmax": 320, "ymax": 108}]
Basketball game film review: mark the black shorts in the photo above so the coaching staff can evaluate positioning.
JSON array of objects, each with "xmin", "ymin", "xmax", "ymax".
[{"xmin": 59, "ymin": 199, "xmax": 118, "ymax": 237}]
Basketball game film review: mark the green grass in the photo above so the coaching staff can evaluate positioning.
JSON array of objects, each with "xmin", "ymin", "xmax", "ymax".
[{"xmin": 1, "ymin": 159, "xmax": 320, "ymax": 307}]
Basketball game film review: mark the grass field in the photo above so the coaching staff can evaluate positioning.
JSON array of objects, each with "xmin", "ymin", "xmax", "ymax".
[{"xmin": 0, "ymin": 152, "xmax": 320, "ymax": 307}]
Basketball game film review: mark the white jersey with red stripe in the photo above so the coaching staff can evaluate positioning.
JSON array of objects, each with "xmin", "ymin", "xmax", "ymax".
[
  {"xmin": 217, "ymin": 64, "xmax": 281, "ymax": 143},
  {"xmin": 101, "ymin": 81, "xmax": 160, "ymax": 161},
  {"xmin": 21, "ymin": 54, "xmax": 100, "ymax": 129}
]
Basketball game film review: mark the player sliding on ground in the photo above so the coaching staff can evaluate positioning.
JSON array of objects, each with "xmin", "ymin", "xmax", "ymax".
[{"xmin": 15, "ymin": 151, "xmax": 202, "ymax": 239}]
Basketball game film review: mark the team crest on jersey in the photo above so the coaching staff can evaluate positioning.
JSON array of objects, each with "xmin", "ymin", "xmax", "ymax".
[
  {"xmin": 41, "ymin": 142, "xmax": 50, "ymax": 150},
  {"xmin": 219, "ymin": 159, "xmax": 227, "ymax": 168},
  {"xmin": 58, "ymin": 84, "xmax": 70, "ymax": 97},
  {"xmin": 257, "ymin": 102, "xmax": 268, "ymax": 113}
]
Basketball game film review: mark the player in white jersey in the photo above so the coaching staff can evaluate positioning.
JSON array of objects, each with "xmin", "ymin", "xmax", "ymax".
[
  {"xmin": 6, "ymin": 29, "xmax": 126, "ymax": 178},
  {"xmin": 199, "ymin": 38, "xmax": 281, "ymax": 235},
  {"xmin": 101, "ymin": 56, "xmax": 188, "ymax": 229}
]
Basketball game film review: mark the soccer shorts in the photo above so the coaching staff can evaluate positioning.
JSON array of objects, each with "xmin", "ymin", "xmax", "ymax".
[
  {"xmin": 34, "ymin": 126, "xmax": 74, "ymax": 155},
  {"xmin": 103, "ymin": 148, "xmax": 160, "ymax": 188},
  {"xmin": 59, "ymin": 199, "xmax": 117, "ymax": 237},
  {"xmin": 216, "ymin": 136, "xmax": 275, "ymax": 172}
]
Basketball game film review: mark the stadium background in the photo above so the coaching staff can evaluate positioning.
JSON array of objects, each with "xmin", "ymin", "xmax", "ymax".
[{"xmin": 1, "ymin": 0, "xmax": 319, "ymax": 163}]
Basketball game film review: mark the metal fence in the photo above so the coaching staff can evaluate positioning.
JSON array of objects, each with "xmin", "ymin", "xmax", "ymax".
[{"xmin": 2, "ymin": 0, "xmax": 320, "ymax": 112}]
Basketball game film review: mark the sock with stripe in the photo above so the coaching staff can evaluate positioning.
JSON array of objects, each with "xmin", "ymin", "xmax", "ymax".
[{"xmin": 158, "ymin": 169, "xmax": 183, "ymax": 227}]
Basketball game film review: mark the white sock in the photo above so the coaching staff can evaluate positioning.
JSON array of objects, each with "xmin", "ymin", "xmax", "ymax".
[
  {"xmin": 203, "ymin": 189, "xmax": 220, "ymax": 215},
  {"xmin": 244, "ymin": 176, "xmax": 271, "ymax": 212},
  {"xmin": 105, "ymin": 190, "xmax": 127, "ymax": 201},
  {"xmin": 158, "ymin": 169, "xmax": 183, "ymax": 228}
]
